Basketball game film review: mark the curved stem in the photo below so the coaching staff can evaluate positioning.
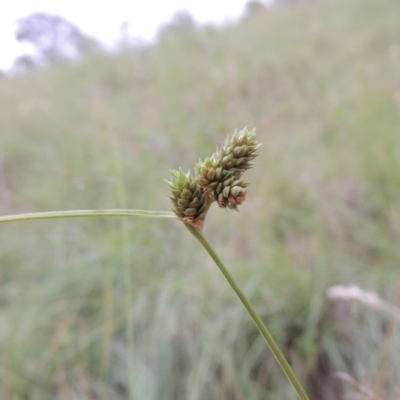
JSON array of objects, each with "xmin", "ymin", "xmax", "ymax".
[
  {"xmin": 0, "ymin": 209, "xmax": 176, "ymax": 224},
  {"xmin": 185, "ymin": 224, "xmax": 309, "ymax": 400}
]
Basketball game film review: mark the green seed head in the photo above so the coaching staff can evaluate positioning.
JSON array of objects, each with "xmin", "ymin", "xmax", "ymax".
[
  {"xmin": 168, "ymin": 128, "xmax": 260, "ymax": 227},
  {"xmin": 166, "ymin": 168, "xmax": 208, "ymax": 229},
  {"xmin": 219, "ymin": 127, "xmax": 260, "ymax": 173},
  {"xmin": 195, "ymin": 127, "xmax": 260, "ymax": 209}
]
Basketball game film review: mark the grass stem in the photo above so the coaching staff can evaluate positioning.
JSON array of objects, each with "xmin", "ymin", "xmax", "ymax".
[
  {"xmin": 0, "ymin": 209, "xmax": 176, "ymax": 224},
  {"xmin": 186, "ymin": 224, "xmax": 310, "ymax": 400}
]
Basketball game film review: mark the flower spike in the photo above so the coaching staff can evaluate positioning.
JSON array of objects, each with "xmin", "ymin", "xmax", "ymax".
[{"xmin": 166, "ymin": 168, "xmax": 209, "ymax": 230}]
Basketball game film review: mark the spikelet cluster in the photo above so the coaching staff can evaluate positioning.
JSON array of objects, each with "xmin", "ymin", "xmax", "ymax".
[
  {"xmin": 166, "ymin": 169, "xmax": 208, "ymax": 229},
  {"xmin": 196, "ymin": 128, "xmax": 260, "ymax": 210},
  {"xmin": 167, "ymin": 127, "xmax": 260, "ymax": 229}
]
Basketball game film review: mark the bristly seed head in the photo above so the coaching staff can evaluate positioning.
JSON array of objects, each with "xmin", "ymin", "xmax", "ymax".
[
  {"xmin": 195, "ymin": 127, "xmax": 260, "ymax": 209},
  {"xmin": 167, "ymin": 127, "xmax": 260, "ymax": 228},
  {"xmin": 166, "ymin": 168, "xmax": 208, "ymax": 230}
]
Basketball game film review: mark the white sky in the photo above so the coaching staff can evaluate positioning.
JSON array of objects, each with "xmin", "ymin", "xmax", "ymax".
[{"xmin": 0, "ymin": 0, "xmax": 251, "ymax": 70}]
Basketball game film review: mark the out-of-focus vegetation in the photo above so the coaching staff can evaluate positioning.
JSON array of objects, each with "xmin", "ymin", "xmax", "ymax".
[
  {"xmin": 13, "ymin": 12, "xmax": 99, "ymax": 71},
  {"xmin": 1, "ymin": 0, "xmax": 400, "ymax": 398}
]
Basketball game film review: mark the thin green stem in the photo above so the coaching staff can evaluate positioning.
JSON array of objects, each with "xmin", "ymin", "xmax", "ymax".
[
  {"xmin": 185, "ymin": 224, "xmax": 309, "ymax": 400},
  {"xmin": 0, "ymin": 209, "xmax": 176, "ymax": 224}
]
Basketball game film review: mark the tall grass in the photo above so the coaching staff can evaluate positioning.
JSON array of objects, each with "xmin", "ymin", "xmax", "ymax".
[{"xmin": 1, "ymin": 0, "xmax": 400, "ymax": 398}]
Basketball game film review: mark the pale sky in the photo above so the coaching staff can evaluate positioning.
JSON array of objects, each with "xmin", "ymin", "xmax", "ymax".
[{"xmin": 0, "ymin": 0, "xmax": 252, "ymax": 70}]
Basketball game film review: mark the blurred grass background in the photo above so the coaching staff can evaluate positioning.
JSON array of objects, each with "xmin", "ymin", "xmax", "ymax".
[{"xmin": 1, "ymin": 0, "xmax": 400, "ymax": 398}]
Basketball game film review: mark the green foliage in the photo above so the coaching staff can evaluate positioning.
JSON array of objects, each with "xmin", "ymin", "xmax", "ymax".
[{"xmin": 1, "ymin": 0, "xmax": 400, "ymax": 398}]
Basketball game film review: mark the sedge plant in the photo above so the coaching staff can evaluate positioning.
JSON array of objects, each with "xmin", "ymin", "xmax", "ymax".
[{"xmin": 0, "ymin": 127, "xmax": 309, "ymax": 399}]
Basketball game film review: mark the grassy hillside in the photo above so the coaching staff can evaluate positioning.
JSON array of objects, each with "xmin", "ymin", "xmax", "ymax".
[{"xmin": 1, "ymin": 0, "xmax": 400, "ymax": 398}]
